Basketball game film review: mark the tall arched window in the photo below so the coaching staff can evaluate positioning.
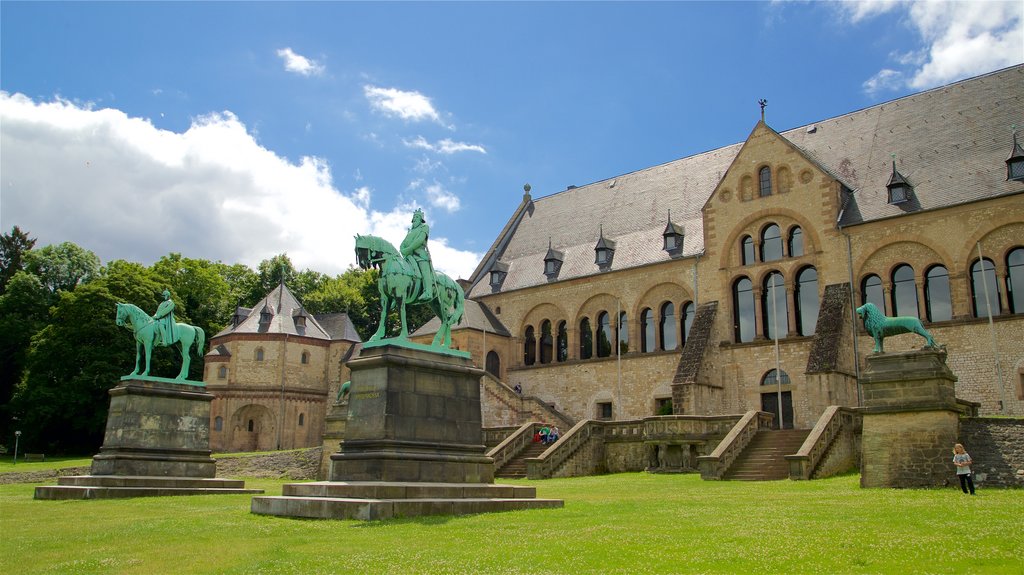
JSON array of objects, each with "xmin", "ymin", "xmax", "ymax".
[
  {"xmin": 795, "ymin": 267, "xmax": 818, "ymax": 336},
  {"xmin": 971, "ymin": 258, "xmax": 1001, "ymax": 318},
  {"xmin": 617, "ymin": 311, "xmax": 629, "ymax": 354},
  {"xmin": 539, "ymin": 320, "xmax": 553, "ymax": 364},
  {"xmin": 556, "ymin": 321, "xmax": 568, "ymax": 362},
  {"xmin": 486, "ymin": 351, "xmax": 501, "ymax": 377},
  {"xmin": 762, "ymin": 272, "xmax": 788, "ymax": 340},
  {"xmin": 523, "ymin": 326, "xmax": 537, "ymax": 366},
  {"xmin": 733, "ymin": 277, "xmax": 755, "ymax": 343},
  {"xmin": 214, "ymin": 416, "xmax": 223, "ymax": 431},
  {"xmin": 596, "ymin": 312, "xmax": 613, "ymax": 358},
  {"xmin": 300, "ymin": 351, "xmax": 310, "ymax": 364},
  {"xmin": 217, "ymin": 365, "xmax": 228, "ymax": 379},
  {"xmin": 298, "ymin": 413, "xmax": 305, "ymax": 426},
  {"xmin": 681, "ymin": 301, "xmax": 695, "ymax": 346},
  {"xmin": 788, "ymin": 226, "xmax": 804, "ymax": 257},
  {"xmin": 255, "ymin": 348, "xmax": 265, "ymax": 362},
  {"xmin": 759, "ymin": 166, "xmax": 772, "ymax": 197},
  {"xmin": 641, "ymin": 308, "xmax": 655, "ymax": 352},
  {"xmin": 660, "ymin": 302, "xmax": 677, "ymax": 351},
  {"xmin": 861, "ymin": 274, "xmax": 884, "ymax": 310},
  {"xmin": 925, "ymin": 265, "xmax": 952, "ymax": 322},
  {"xmin": 891, "ymin": 265, "xmax": 919, "ymax": 318},
  {"xmin": 741, "ymin": 235, "xmax": 755, "ymax": 266},
  {"xmin": 579, "ymin": 318, "xmax": 593, "ymax": 360},
  {"xmin": 1008, "ymin": 248, "xmax": 1024, "ymax": 314},
  {"xmin": 247, "ymin": 419, "xmax": 255, "ymax": 432},
  {"xmin": 761, "ymin": 224, "xmax": 783, "ymax": 262}
]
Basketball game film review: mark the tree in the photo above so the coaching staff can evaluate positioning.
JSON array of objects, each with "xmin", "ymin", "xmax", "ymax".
[
  {"xmin": 0, "ymin": 225, "xmax": 36, "ymax": 294},
  {"xmin": 0, "ymin": 271, "xmax": 49, "ymax": 444},
  {"xmin": 24, "ymin": 241, "xmax": 100, "ymax": 295},
  {"xmin": 151, "ymin": 253, "xmax": 233, "ymax": 337}
]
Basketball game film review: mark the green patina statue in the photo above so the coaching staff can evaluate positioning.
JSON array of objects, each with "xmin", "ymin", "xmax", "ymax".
[
  {"xmin": 354, "ymin": 209, "xmax": 465, "ymax": 349},
  {"xmin": 855, "ymin": 302, "xmax": 938, "ymax": 353},
  {"xmin": 115, "ymin": 290, "xmax": 206, "ymax": 381}
]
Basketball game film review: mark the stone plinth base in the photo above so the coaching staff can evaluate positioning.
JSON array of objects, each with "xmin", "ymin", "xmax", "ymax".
[
  {"xmin": 34, "ymin": 476, "xmax": 263, "ymax": 500},
  {"xmin": 860, "ymin": 348, "xmax": 960, "ymax": 488},
  {"xmin": 251, "ymin": 481, "xmax": 563, "ymax": 521}
]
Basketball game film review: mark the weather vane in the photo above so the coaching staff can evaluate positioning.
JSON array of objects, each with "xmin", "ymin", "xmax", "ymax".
[{"xmin": 759, "ymin": 99, "xmax": 768, "ymax": 121}]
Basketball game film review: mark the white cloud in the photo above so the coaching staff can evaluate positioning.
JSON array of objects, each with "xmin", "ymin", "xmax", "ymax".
[
  {"xmin": 276, "ymin": 47, "xmax": 325, "ymax": 77},
  {"xmin": 839, "ymin": 1, "xmax": 1023, "ymax": 93},
  {"xmin": 403, "ymin": 135, "xmax": 486, "ymax": 155},
  {"xmin": 0, "ymin": 92, "xmax": 480, "ymax": 281},
  {"xmin": 425, "ymin": 182, "xmax": 461, "ymax": 213},
  {"xmin": 364, "ymin": 85, "xmax": 442, "ymax": 123}
]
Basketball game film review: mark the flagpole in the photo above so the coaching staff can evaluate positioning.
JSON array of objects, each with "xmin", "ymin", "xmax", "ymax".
[{"xmin": 976, "ymin": 242, "xmax": 1006, "ymax": 414}]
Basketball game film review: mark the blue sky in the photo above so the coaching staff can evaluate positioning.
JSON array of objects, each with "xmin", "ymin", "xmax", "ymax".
[{"xmin": 2, "ymin": 1, "xmax": 1021, "ymax": 280}]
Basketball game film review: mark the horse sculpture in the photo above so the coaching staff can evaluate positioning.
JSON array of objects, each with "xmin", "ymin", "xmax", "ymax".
[
  {"xmin": 354, "ymin": 234, "xmax": 464, "ymax": 348},
  {"xmin": 115, "ymin": 302, "xmax": 206, "ymax": 380},
  {"xmin": 855, "ymin": 302, "xmax": 937, "ymax": 353}
]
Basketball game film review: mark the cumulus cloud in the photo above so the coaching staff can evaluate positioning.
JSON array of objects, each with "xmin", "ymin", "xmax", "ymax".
[
  {"xmin": 276, "ymin": 47, "xmax": 325, "ymax": 77},
  {"xmin": 403, "ymin": 135, "xmax": 487, "ymax": 155},
  {"xmin": 0, "ymin": 92, "xmax": 480, "ymax": 280},
  {"xmin": 840, "ymin": 1, "xmax": 1023, "ymax": 94},
  {"xmin": 425, "ymin": 182, "xmax": 461, "ymax": 213},
  {"xmin": 364, "ymin": 85, "xmax": 442, "ymax": 123}
]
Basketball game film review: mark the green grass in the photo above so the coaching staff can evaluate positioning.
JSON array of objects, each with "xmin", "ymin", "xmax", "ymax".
[
  {"xmin": 1, "ymin": 473, "xmax": 1021, "ymax": 574},
  {"xmin": 0, "ymin": 456, "xmax": 92, "ymax": 473}
]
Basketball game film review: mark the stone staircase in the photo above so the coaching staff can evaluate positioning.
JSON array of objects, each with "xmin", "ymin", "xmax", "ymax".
[
  {"xmin": 495, "ymin": 441, "xmax": 551, "ymax": 479},
  {"xmin": 724, "ymin": 429, "xmax": 810, "ymax": 481}
]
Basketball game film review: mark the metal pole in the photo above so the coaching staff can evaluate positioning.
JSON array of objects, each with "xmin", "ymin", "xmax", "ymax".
[
  {"xmin": 771, "ymin": 274, "xmax": 784, "ymax": 429},
  {"xmin": 843, "ymin": 229, "xmax": 863, "ymax": 406},
  {"xmin": 616, "ymin": 298, "xmax": 622, "ymax": 421},
  {"xmin": 13, "ymin": 431, "xmax": 21, "ymax": 465},
  {"xmin": 976, "ymin": 242, "xmax": 1007, "ymax": 414}
]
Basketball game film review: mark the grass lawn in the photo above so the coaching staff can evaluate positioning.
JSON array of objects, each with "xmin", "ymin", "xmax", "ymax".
[
  {"xmin": 1, "ymin": 472, "xmax": 1021, "ymax": 574},
  {"xmin": 0, "ymin": 456, "xmax": 92, "ymax": 473}
]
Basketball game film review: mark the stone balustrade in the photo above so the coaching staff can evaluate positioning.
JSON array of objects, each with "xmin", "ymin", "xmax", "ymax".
[{"xmin": 696, "ymin": 411, "xmax": 774, "ymax": 480}]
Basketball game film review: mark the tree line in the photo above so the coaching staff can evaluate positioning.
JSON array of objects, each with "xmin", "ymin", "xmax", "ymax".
[{"xmin": 0, "ymin": 226, "xmax": 432, "ymax": 454}]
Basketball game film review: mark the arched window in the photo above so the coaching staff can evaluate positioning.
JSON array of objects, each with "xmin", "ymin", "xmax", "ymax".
[
  {"xmin": 788, "ymin": 226, "xmax": 804, "ymax": 257},
  {"xmin": 255, "ymin": 348, "xmax": 264, "ymax": 362},
  {"xmin": 641, "ymin": 308, "xmax": 655, "ymax": 353},
  {"xmin": 761, "ymin": 369, "xmax": 791, "ymax": 386},
  {"xmin": 1008, "ymin": 248, "xmax": 1024, "ymax": 314},
  {"xmin": 617, "ymin": 311, "xmax": 629, "ymax": 354},
  {"xmin": 214, "ymin": 416, "xmax": 223, "ymax": 431},
  {"xmin": 681, "ymin": 301, "xmax": 695, "ymax": 346},
  {"xmin": 971, "ymin": 258, "xmax": 1001, "ymax": 318},
  {"xmin": 925, "ymin": 265, "xmax": 952, "ymax": 322},
  {"xmin": 733, "ymin": 277, "xmax": 755, "ymax": 343},
  {"xmin": 759, "ymin": 166, "xmax": 772, "ymax": 197},
  {"xmin": 298, "ymin": 413, "xmax": 305, "ymax": 427},
  {"xmin": 861, "ymin": 274, "xmax": 884, "ymax": 309},
  {"xmin": 247, "ymin": 419, "xmax": 255, "ymax": 432},
  {"xmin": 795, "ymin": 267, "xmax": 818, "ymax": 336},
  {"xmin": 761, "ymin": 224, "xmax": 783, "ymax": 262},
  {"xmin": 217, "ymin": 365, "xmax": 227, "ymax": 379},
  {"xmin": 660, "ymin": 302, "xmax": 677, "ymax": 351},
  {"xmin": 891, "ymin": 265, "xmax": 919, "ymax": 318},
  {"xmin": 596, "ymin": 312, "xmax": 613, "ymax": 358},
  {"xmin": 760, "ymin": 369, "xmax": 793, "ymax": 429},
  {"xmin": 539, "ymin": 320, "xmax": 553, "ymax": 364},
  {"xmin": 523, "ymin": 326, "xmax": 536, "ymax": 366},
  {"xmin": 486, "ymin": 351, "xmax": 501, "ymax": 377},
  {"xmin": 301, "ymin": 351, "xmax": 310, "ymax": 365},
  {"xmin": 741, "ymin": 235, "xmax": 755, "ymax": 266},
  {"xmin": 762, "ymin": 272, "xmax": 788, "ymax": 340},
  {"xmin": 556, "ymin": 321, "xmax": 568, "ymax": 362},
  {"xmin": 579, "ymin": 318, "xmax": 593, "ymax": 360}
]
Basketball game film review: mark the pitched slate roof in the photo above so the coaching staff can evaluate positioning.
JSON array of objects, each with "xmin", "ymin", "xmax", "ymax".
[
  {"xmin": 212, "ymin": 282, "xmax": 360, "ymax": 342},
  {"xmin": 412, "ymin": 298, "xmax": 511, "ymax": 337},
  {"xmin": 468, "ymin": 65, "xmax": 1024, "ymax": 299}
]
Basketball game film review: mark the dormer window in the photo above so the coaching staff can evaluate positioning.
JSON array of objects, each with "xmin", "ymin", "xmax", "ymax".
[
  {"xmin": 886, "ymin": 160, "xmax": 912, "ymax": 204},
  {"xmin": 293, "ymin": 306, "xmax": 308, "ymax": 330},
  {"xmin": 662, "ymin": 210, "xmax": 684, "ymax": 256},
  {"xmin": 543, "ymin": 241, "xmax": 563, "ymax": 279},
  {"xmin": 489, "ymin": 261, "xmax": 509, "ymax": 292},
  {"xmin": 594, "ymin": 226, "xmax": 616, "ymax": 269},
  {"xmin": 259, "ymin": 303, "xmax": 273, "ymax": 325},
  {"xmin": 1006, "ymin": 131, "xmax": 1024, "ymax": 181}
]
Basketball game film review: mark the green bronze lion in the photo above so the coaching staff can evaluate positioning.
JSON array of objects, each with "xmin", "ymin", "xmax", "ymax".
[{"xmin": 855, "ymin": 302, "xmax": 938, "ymax": 353}]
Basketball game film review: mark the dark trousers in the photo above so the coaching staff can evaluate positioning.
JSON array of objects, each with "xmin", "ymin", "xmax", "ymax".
[{"xmin": 958, "ymin": 473, "xmax": 975, "ymax": 494}]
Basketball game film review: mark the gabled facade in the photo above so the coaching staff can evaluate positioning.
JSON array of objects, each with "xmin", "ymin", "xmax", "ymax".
[
  {"xmin": 204, "ymin": 282, "xmax": 361, "ymax": 452},
  {"xmin": 416, "ymin": 65, "xmax": 1024, "ymax": 429}
]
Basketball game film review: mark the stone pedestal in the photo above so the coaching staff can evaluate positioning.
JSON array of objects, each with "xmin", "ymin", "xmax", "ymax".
[
  {"xmin": 860, "ymin": 349, "xmax": 960, "ymax": 488},
  {"xmin": 318, "ymin": 399, "xmax": 349, "ymax": 480},
  {"xmin": 252, "ymin": 344, "xmax": 563, "ymax": 520},
  {"xmin": 35, "ymin": 378, "xmax": 262, "ymax": 499}
]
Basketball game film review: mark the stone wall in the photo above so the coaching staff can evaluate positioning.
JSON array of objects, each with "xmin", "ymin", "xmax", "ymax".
[
  {"xmin": 214, "ymin": 447, "xmax": 322, "ymax": 480},
  {"xmin": 959, "ymin": 417, "xmax": 1024, "ymax": 487},
  {"xmin": 603, "ymin": 441, "xmax": 648, "ymax": 474},
  {"xmin": 812, "ymin": 426, "xmax": 860, "ymax": 479}
]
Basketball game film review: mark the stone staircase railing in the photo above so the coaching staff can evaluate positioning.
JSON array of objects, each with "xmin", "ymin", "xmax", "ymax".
[
  {"xmin": 786, "ymin": 406, "xmax": 861, "ymax": 480},
  {"xmin": 485, "ymin": 421, "xmax": 542, "ymax": 471},
  {"xmin": 481, "ymin": 373, "xmax": 575, "ymax": 429},
  {"xmin": 526, "ymin": 418, "xmax": 600, "ymax": 479},
  {"xmin": 697, "ymin": 410, "xmax": 774, "ymax": 480}
]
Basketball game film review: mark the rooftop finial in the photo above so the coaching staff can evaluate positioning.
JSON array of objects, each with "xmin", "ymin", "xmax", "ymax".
[
  {"xmin": 759, "ymin": 98, "xmax": 767, "ymax": 121},
  {"xmin": 523, "ymin": 183, "xmax": 532, "ymax": 202}
]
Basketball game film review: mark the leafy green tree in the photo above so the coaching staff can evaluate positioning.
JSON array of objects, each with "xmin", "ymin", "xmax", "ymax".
[
  {"xmin": 24, "ymin": 241, "xmax": 100, "ymax": 295},
  {"xmin": 220, "ymin": 263, "xmax": 259, "ymax": 315},
  {"xmin": 0, "ymin": 225, "xmax": 36, "ymax": 294},
  {"xmin": 151, "ymin": 254, "xmax": 233, "ymax": 336},
  {"xmin": 0, "ymin": 271, "xmax": 49, "ymax": 443}
]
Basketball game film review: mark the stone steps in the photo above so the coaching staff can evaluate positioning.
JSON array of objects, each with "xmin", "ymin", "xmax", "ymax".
[
  {"xmin": 495, "ymin": 442, "xmax": 550, "ymax": 479},
  {"xmin": 725, "ymin": 430, "xmax": 810, "ymax": 481},
  {"xmin": 34, "ymin": 475, "xmax": 263, "ymax": 499}
]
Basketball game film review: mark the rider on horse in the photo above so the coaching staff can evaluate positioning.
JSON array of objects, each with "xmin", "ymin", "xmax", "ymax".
[
  {"xmin": 400, "ymin": 209, "xmax": 436, "ymax": 303},
  {"xmin": 153, "ymin": 289, "xmax": 177, "ymax": 346}
]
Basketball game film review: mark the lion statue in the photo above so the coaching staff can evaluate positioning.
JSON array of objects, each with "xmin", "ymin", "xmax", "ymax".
[{"xmin": 855, "ymin": 302, "xmax": 938, "ymax": 353}]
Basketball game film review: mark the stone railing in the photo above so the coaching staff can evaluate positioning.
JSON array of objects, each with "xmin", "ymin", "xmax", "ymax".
[
  {"xmin": 480, "ymin": 373, "xmax": 575, "ymax": 429},
  {"xmin": 485, "ymin": 421, "xmax": 541, "ymax": 471},
  {"xmin": 786, "ymin": 406, "xmax": 861, "ymax": 480},
  {"xmin": 526, "ymin": 419, "xmax": 600, "ymax": 479},
  {"xmin": 643, "ymin": 415, "xmax": 746, "ymax": 442},
  {"xmin": 483, "ymin": 426, "xmax": 521, "ymax": 448},
  {"xmin": 697, "ymin": 410, "xmax": 774, "ymax": 480}
]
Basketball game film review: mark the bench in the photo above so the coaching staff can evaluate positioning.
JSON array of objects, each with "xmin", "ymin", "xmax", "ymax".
[{"xmin": 23, "ymin": 453, "xmax": 45, "ymax": 462}]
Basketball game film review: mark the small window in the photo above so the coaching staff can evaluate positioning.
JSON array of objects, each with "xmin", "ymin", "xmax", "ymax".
[
  {"xmin": 298, "ymin": 413, "xmax": 305, "ymax": 427},
  {"xmin": 214, "ymin": 416, "xmax": 223, "ymax": 431},
  {"xmin": 655, "ymin": 397, "xmax": 673, "ymax": 416},
  {"xmin": 255, "ymin": 348, "xmax": 265, "ymax": 362},
  {"xmin": 788, "ymin": 226, "xmax": 804, "ymax": 257},
  {"xmin": 579, "ymin": 318, "xmax": 593, "ymax": 360},
  {"xmin": 861, "ymin": 274, "xmax": 884, "ymax": 310},
  {"xmin": 758, "ymin": 166, "xmax": 772, "ymax": 197},
  {"xmin": 217, "ymin": 365, "xmax": 227, "ymax": 379},
  {"xmin": 523, "ymin": 326, "xmax": 537, "ymax": 366},
  {"xmin": 597, "ymin": 402, "xmax": 613, "ymax": 420},
  {"xmin": 886, "ymin": 161, "xmax": 912, "ymax": 204},
  {"xmin": 556, "ymin": 321, "xmax": 568, "ymax": 362},
  {"xmin": 617, "ymin": 311, "xmax": 629, "ymax": 354},
  {"xmin": 741, "ymin": 236, "xmax": 755, "ymax": 266},
  {"xmin": 659, "ymin": 302, "xmax": 677, "ymax": 351},
  {"xmin": 971, "ymin": 258, "xmax": 1001, "ymax": 318},
  {"xmin": 301, "ymin": 351, "xmax": 310, "ymax": 364},
  {"xmin": 247, "ymin": 419, "xmax": 255, "ymax": 432},
  {"xmin": 596, "ymin": 312, "xmax": 613, "ymax": 358},
  {"xmin": 762, "ymin": 369, "xmax": 791, "ymax": 386},
  {"xmin": 641, "ymin": 308, "xmax": 655, "ymax": 353},
  {"xmin": 540, "ymin": 320, "xmax": 553, "ymax": 364}
]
